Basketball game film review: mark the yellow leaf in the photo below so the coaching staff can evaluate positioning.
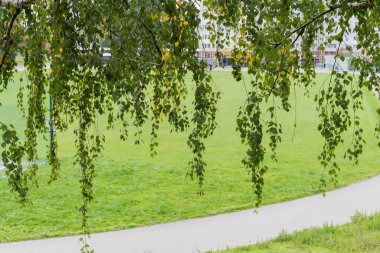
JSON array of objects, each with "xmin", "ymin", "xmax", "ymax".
[
  {"xmin": 247, "ymin": 54, "xmax": 253, "ymax": 66},
  {"xmin": 183, "ymin": 20, "xmax": 188, "ymax": 26},
  {"xmin": 179, "ymin": 13, "xmax": 184, "ymax": 20},
  {"xmin": 240, "ymin": 28, "xmax": 246, "ymax": 36},
  {"xmin": 175, "ymin": 41, "xmax": 179, "ymax": 47},
  {"xmin": 162, "ymin": 12, "xmax": 169, "ymax": 22},
  {"xmin": 287, "ymin": 53, "xmax": 295, "ymax": 62},
  {"xmin": 162, "ymin": 49, "xmax": 171, "ymax": 62},
  {"xmin": 236, "ymin": 51, "xmax": 242, "ymax": 61},
  {"xmin": 176, "ymin": 1, "xmax": 182, "ymax": 6},
  {"xmin": 151, "ymin": 13, "xmax": 158, "ymax": 20}
]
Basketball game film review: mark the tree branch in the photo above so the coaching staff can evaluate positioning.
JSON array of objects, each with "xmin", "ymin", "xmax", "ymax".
[
  {"xmin": 268, "ymin": 72, "xmax": 280, "ymax": 97},
  {"xmin": 0, "ymin": 7, "xmax": 21, "ymax": 70},
  {"xmin": 0, "ymin": 0, "xmax": 34, "ymax": 70},
  {"xmin": 139, "ymin": 20, "xmax": 162, "ymax": 56},
  {"xmin": 272, "ymin": 0, "xmax": 374, "ymax": 48},
  {"xmin": 121, "ymin": 1, "xmax": 162, "ymax": 59}
]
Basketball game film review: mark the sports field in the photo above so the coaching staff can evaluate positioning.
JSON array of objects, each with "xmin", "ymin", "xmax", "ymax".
[{"xmin": 0, "ymin": 71, "xmax": 379, "ymax": 242}]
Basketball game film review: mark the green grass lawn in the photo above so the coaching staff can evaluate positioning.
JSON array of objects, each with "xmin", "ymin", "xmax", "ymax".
[
  {"xmin": 0, "ymin": 71, "xmax": 380, "ymax": 242},
  {"xmin": 216, "ymin": 212, "xmax": 380, "ymax": 253}
]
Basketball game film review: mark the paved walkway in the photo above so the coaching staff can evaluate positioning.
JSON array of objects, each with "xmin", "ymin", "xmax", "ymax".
[{"xmin": 1, "ymin": 175, "xmax": 380, "ymax": 253}]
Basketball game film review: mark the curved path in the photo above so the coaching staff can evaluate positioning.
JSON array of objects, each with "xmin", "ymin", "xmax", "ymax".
[{"xmin": 1, "ymin": 175, "xmax": 380, "ymax": 253}]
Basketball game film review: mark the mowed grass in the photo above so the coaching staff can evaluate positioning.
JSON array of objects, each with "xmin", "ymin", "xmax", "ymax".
[
  {"xmin": 0, "ymin": 71, "xmax": 380, "ymax": 242},
  {"xmin": 215, "ymin": 212, "xmax": 380, "ymax": 253}
]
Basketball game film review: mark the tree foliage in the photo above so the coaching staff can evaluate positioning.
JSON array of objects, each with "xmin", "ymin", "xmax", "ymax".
[
  {"xmin": 0, "ymin": 0, "xmax": 219, "ymax": 241},
  {"xmin": 205, "ymin": 0, "xmax": 379, "ymax": 204},
  {"xmin": 0, "ymin": 0, "xmax": 380, "ymax": 248}
]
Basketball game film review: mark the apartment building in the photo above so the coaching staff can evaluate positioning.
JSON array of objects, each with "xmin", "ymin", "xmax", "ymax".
[{"xmin": 196, "ymin": 4, "xmax": 220, "ymax": 68}]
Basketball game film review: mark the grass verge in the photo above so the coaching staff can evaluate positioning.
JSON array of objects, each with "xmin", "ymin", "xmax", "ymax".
[{"xmin": 215, "ymin": 212, "xmax": 380, "ymax": 253}]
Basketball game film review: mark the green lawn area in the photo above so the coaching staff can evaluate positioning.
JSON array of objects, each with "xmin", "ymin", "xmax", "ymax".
[
  {"xmin": 0, "ymin": 71, "xmax": 379, "ymax": 242},
  {"xmin": 215, "ymin": 212, "xmax": 380, "ymax": 253}
]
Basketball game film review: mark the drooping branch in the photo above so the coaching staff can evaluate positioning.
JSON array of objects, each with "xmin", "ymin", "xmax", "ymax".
[
  {"xmin": 0, "ymin": 0, "xmax": 36, "ymax": 70},
  {"xmin": 139, "ymin": 20, "xmax": 163, "ymax": 57},
  {"xmin": 121, "ymin": 1, "xmax": 162, "ymax": 59},
  {"xmin": 0, "ymin": 7, "xmax": 20, "ymax": 45},
  {"xmin": 0, "ymin": 7, "xmax": 22, "ymax": 70}
]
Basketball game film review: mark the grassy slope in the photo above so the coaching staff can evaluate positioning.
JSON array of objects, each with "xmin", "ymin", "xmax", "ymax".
[
  {"xmin": 0, "ymin": 72, "xmax": 379, "ymax": 242},
  {"xmin": 216, "ymin": 213, "xmax": 380, "ymax": 253}
]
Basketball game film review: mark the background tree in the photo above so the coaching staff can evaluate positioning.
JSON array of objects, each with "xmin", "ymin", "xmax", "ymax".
[{"xmin": 0, "ymin": 0, "xmax": 379, "ymax": 251}]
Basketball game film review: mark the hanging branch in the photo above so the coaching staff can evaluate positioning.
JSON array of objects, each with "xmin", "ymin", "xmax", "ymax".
[
  {"xmin": 0, "ymin": 7, "xmax": 21, "ymax": 70},
  {"xmin": 0, "ymin": 0, "xmax": 36, "ymax": 70}
]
